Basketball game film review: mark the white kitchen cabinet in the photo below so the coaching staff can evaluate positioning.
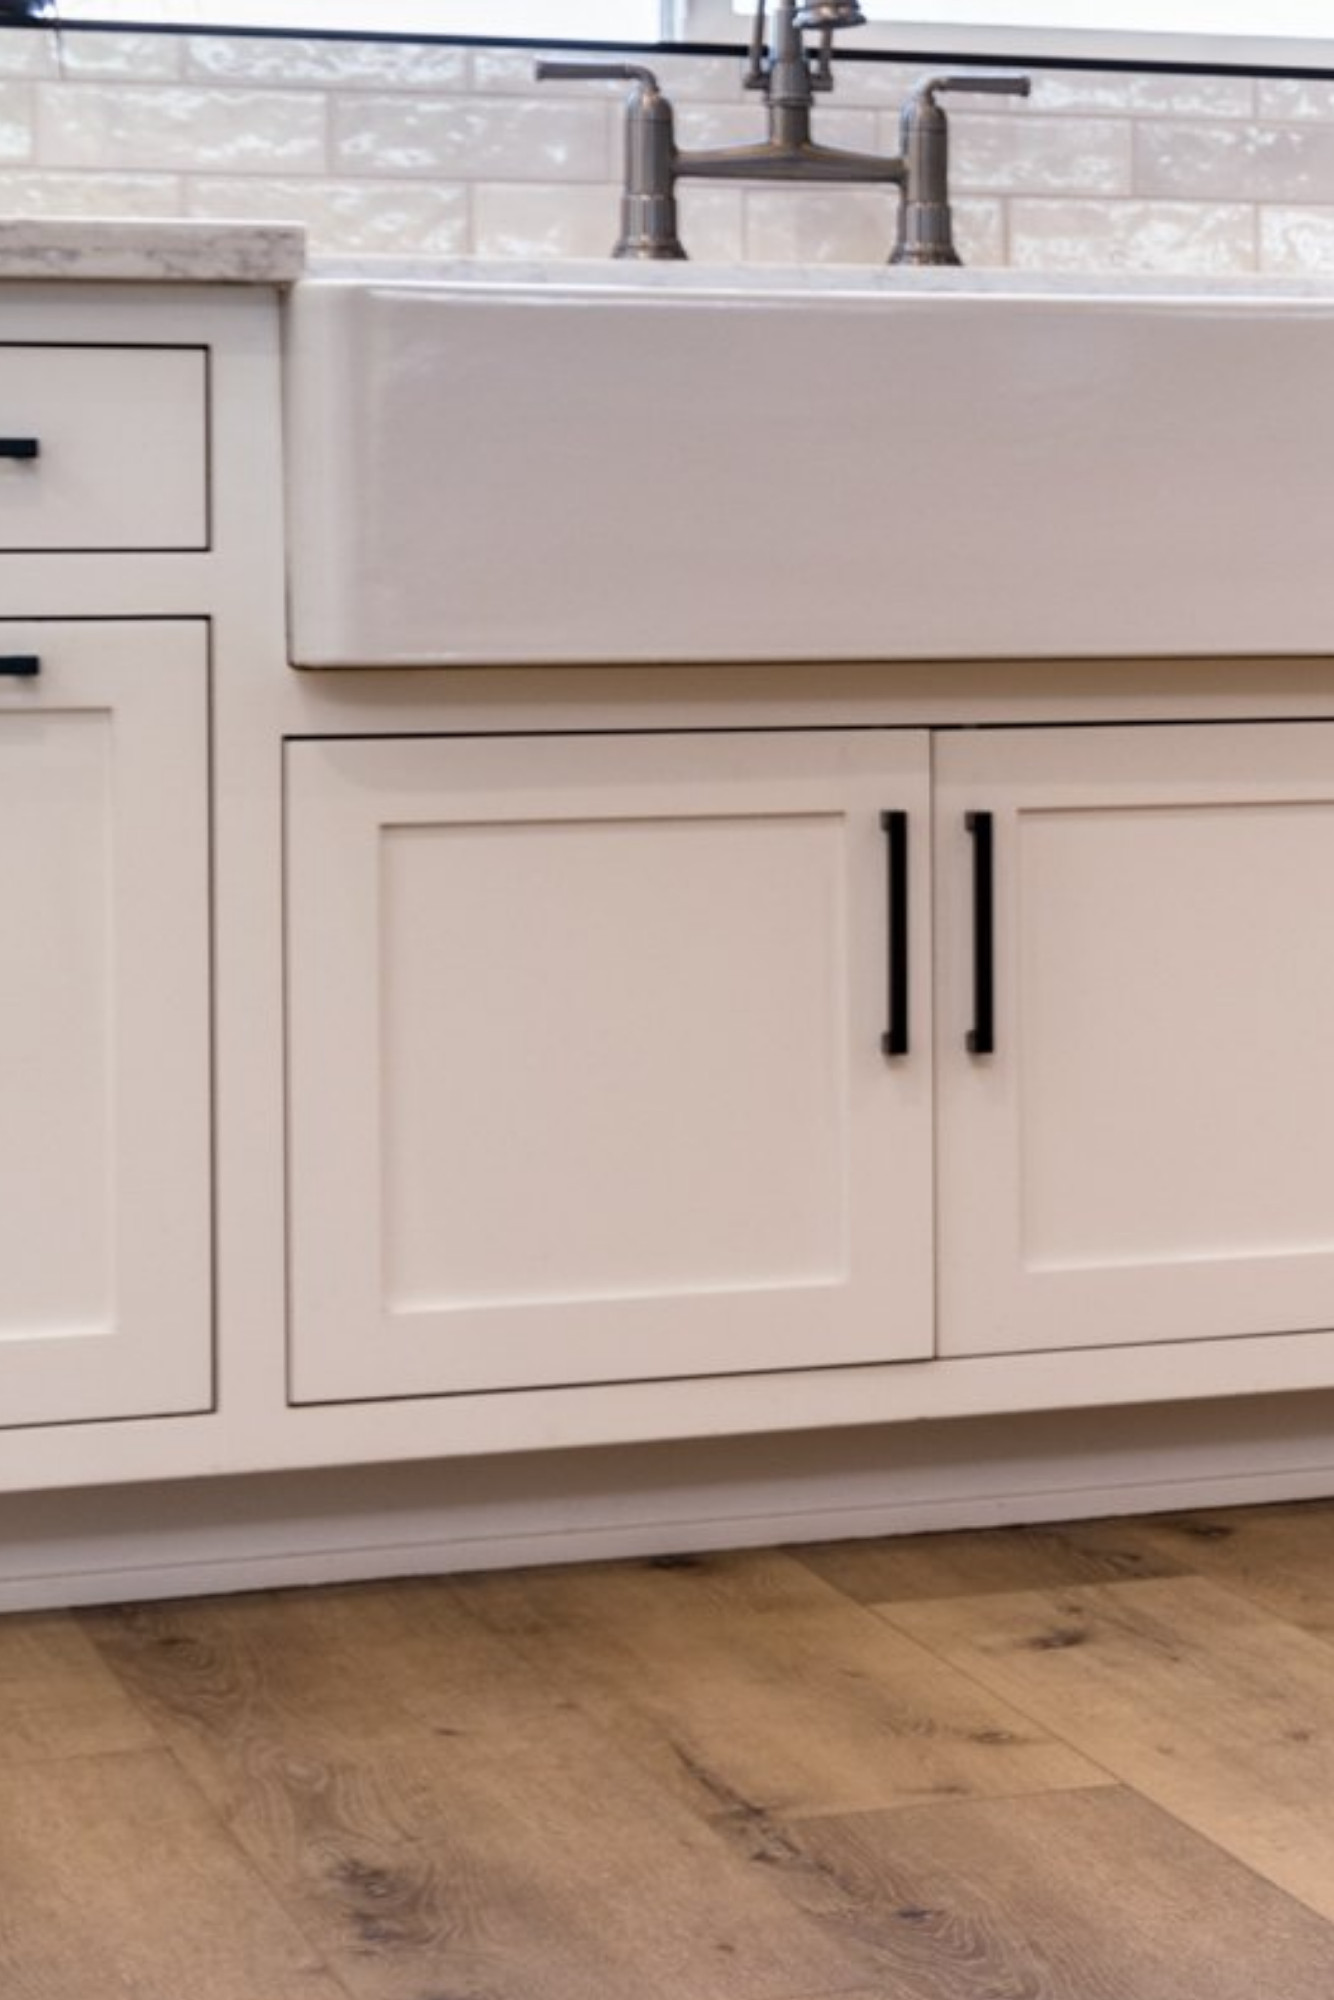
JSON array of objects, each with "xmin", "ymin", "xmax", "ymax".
[
  {"xmin": 15, "ymin": 258, "xmax": 1334, "ymax": 1580},
  {"xmin": 936, "ymin": 722, "xmax": 1334, "ymax": 1357},
  {"xmin": 287, "ymin": 718, "xmax": 1334, "ymax": 1407},
  {"xmin": 285, "ymin": 729, "xmax": 935, "ymax": 1401},
  {"xmin": 0, "ymin": 620, "xmax": 211, "ymax": 1427}
]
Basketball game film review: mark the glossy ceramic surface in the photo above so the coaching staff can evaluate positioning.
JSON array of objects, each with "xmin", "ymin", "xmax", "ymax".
[{"xmin": 284, "ymin": 263, "xmax": 1334, "ymax": 666}]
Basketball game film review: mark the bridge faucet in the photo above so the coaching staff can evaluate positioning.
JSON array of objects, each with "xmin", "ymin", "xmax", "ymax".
[{"xmin": 536, "ymin": 2, "xmax": 1029, "ymax": 265}]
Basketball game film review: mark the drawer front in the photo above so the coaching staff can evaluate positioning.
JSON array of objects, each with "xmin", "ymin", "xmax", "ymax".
[{"xmin": 0, "ymin": 345, "xmax": 207, "ymax": 552}]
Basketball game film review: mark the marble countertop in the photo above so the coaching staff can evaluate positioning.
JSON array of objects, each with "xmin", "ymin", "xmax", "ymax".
[
  {"xmin": 3, "ymin": 227, "xmax": 1328, "ymax": 297},
  {"xmin": 0, "ymin": 219, "xmax": 306, "ymax": 284}
]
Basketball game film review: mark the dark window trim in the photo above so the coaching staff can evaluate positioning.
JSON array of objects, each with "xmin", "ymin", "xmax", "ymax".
[{"xmin": 7, "ymin": 10, "xmax": 1334, "ymax": 82}]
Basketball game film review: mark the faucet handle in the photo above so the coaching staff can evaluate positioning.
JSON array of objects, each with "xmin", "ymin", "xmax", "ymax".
[
  {"xmin": 918, "ymin": 72, "xmax": 1032, "ymax": 103},
  {"xmin": 535, "ymin": 60, "xmax": 662, "ymax": 90}
]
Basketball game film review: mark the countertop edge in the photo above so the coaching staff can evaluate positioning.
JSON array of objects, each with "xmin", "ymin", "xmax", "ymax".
[{"xmin": 0, "ymin": 219, "xmax": 307, "ymax": 285}]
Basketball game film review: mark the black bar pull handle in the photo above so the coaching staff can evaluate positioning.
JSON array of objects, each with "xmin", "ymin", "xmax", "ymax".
[
  {"xmin": 0, "ymin": 438, "xmax": 39, "ymax": 461},
  {"xmin": 881, "ymin": 810, "xmax": 910, "ymax": 1058},
  {"xmin": 0, "ymin": 656, "xmax": 40, "ymax": 678},
  {"xmin": 966, "ymin": 810, "xmax": 995, "ymax": 1056}
]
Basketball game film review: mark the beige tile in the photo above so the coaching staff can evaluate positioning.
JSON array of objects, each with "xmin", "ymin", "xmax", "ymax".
[
  {"xmin": 187, "ymin": 34, "xmax": 466, "ymax": 90},
  {"xmin": 0, "ymin": 167, "xmax": 181, "ymax": 218},
  {"xmin": 332, "ymin": 92, "xmax": 612, "ymax": 181},
  {"xmin": 947, "ymin": 197, "xmax": 1006, "ymax": 266},
  {"xmin": 1257, "ymin": 78, "xmax": 1334, "ymax": 121},
  {"xmin": 947, "ymin": 112, "xmax": 1133, "ymax": 196},
  {"xmin": 1011, "ymin": 198, "xmax": 1256, "ymax": 274},
  {"xmin": 1261, "ymin": 203, "xmax": 1334, "ymax": 273},
  {"xmin": 37, "ymin": 84, "xmax": 325, "ymax": 174},
  {"xmin": 744, "ymin": 183, "xmax": 902, "ymax": 264},
  {"xmin": 744, "ymin": 187, "xmax": 1001, "ymax": 267},
  {"xmin": 1137, "ymin": 119, "xmax": 1334, "ymax": 203},
  {"xmin": 58, "ymin": 31, "xmax": 183, "ymax": 81},
  {"xmin": 676, "ymin": 182, "xmax": 745, "ymax": 263},
  {"xmin": 472, "ymin": 180, "xmax": 622, "ymax": 258},
  {"xmin": 189, "ymin": 175, "xmax": 468, "ymax": 257},
  {"xmin": 1033, "ymin": 70, "xmax": 1253, "ymax": 117},
  {"xmin": 0, "ymin": 27, "xmax": 57, "ymax": 79}
]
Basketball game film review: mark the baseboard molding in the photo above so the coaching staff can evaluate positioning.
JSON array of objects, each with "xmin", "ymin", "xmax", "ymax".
[{"xmin": 4, "ymin": 1390, "xmax": 1334, "ymax": 1613}]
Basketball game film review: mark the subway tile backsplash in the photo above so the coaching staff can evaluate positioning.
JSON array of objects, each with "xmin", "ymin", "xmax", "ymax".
[
  {"xmin": 3, "ymin": 27, "xmax": 1334, "ymax": 271},
  {"xmin": 40, "ymin": 85, "xmax": 327, "ymax": 174}
]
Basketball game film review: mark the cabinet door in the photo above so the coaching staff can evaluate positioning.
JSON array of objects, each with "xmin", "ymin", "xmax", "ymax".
[
  {"xmin": 936, "ymin": 722, "xmax": 1334, "ymax": 1356},
  {"xmin": 286, "ymin": 730, "xmax": 932, "ymax": 1402},
  {"xmin": 0, "ymin": 622, "xmax": 211, "ymax": 1426}
]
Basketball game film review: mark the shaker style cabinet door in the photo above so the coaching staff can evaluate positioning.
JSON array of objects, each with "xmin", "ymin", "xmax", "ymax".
[
  {"xmin": 935, "ymin": 721, "xmax": 1334, "ymax": 1357},
  {"xmin": 286, "ymin": 729, "xmax": 933, "ymax": 1402},
  {"xmin": 0, "ymin": 622, "xmax": 211, "ymax": 1427}
]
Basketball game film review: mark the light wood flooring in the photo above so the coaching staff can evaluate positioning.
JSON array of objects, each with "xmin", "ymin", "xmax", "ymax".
[{"xmin": 9, "ymin": 1501, "xmax": 1334, "ymax": 1995}]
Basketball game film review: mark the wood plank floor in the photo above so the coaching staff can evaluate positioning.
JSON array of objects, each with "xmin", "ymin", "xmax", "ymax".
[{"xmin": 3, "ymin": 1504, "xmax": 1334, "ymax": 1993}]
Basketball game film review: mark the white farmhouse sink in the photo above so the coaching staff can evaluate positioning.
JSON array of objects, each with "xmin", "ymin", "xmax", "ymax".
[{"xmin": 284, "ymin": 262, "xmax": 1334, "ymax": 668}]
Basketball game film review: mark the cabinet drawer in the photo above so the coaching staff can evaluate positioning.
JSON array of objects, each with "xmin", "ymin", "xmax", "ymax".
[{"xmin": 0, "ymin": 345, "xmax": 207, "ymax": 552}]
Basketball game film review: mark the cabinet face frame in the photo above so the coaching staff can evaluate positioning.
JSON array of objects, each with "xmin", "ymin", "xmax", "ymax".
[
  {"xmin": 284, "ymin": 728, "xmax": 935, "ymax": 1404},
  {"xmin": 0, "ymin": 619, "xmax": 213, "ymax": 1428},
  {"xmin": 935, "ymin": 721, "xmax": 1334, "ymax": 1359}
]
